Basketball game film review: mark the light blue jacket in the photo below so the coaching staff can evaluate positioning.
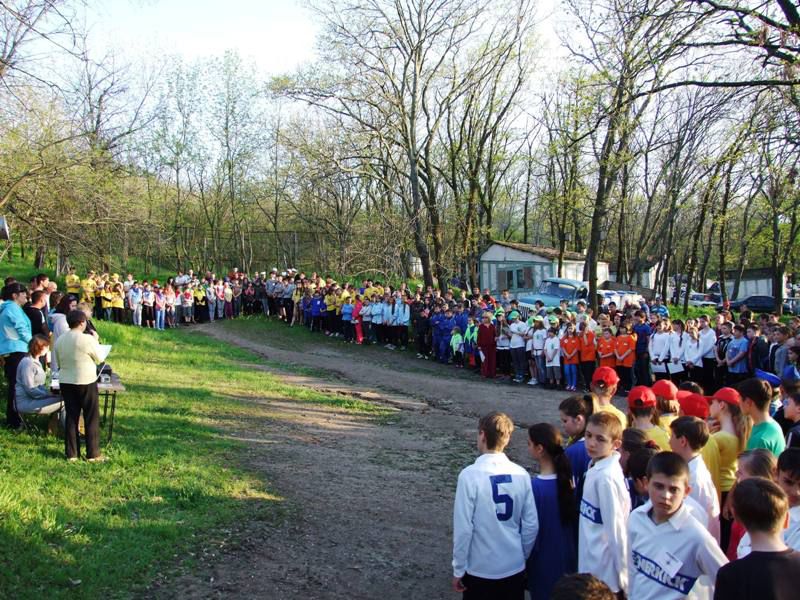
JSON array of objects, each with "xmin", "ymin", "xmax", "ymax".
[
  {"xmin": 371, "ymin": 303, "xmax": 384, "ymax": 325},
  {"xmin": 395, "ymin": 303, "xmax": 410, "ymax": 326},
  {"xmin": 0, "ymin": 301, "xmax": 32, "ymax": 355}
]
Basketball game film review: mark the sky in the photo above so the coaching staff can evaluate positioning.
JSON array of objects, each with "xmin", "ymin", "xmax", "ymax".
[
  {"xmin": 87, "ymin": 0, "xmax": 321, "ymax": 76},
  {"xmin": 85, "ymin": 0, "xmax": 565, "ymax": 78}
]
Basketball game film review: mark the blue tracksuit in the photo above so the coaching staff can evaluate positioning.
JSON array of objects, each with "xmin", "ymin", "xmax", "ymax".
[
  {"xmin": 430, "ymin": 312, "xmax": 444, "ymax": 356},
  {"xmin": 437, "ymin": 316, "xmax": 456, "ymax": 362},
  {"xmin": 453, "ymin": 312, "xmax": 468, "ymax": 335}
]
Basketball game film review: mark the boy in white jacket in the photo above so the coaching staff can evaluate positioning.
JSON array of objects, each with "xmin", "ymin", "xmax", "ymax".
[
  {"xmin": 669, "ymin": 416, "xmax": 721, "ymax": 543},
  {"xmin": 628, "ymin": 451, "xmax": 728, "ymax": 600},
  {"xmin": 579, "ymin": 411, "xmax": 631, "ymax": 594},
  {"xmin": 452, "ymin": 411, "xmax": 539, "ymax": 598}
]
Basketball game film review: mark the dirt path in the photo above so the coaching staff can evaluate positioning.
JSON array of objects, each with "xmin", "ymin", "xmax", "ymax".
[{"xmin": 145, "ymin": 322, "xmax": 623, "ymax": 599}]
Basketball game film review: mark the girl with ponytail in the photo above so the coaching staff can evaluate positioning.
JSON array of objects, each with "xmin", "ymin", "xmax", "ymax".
[
  {"xmin": 709, "ymin": 386, "xmax": 753, "ymax": 550},
  {"xmin": 558, "ymin": 394, "xmax": 596, "ymax": 488},
  {"xmin": 526, "ymin": 423, "xmax": 578, "ymax": 600}
]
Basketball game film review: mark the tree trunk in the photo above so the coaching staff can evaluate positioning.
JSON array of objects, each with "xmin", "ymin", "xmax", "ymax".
[{"xmin": 34, "ymin": 243, "xmax": 46, "ymax": 269}]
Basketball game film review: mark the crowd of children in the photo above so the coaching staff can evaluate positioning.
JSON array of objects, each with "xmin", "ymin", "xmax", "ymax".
[
  {"xmin": 451, "ymin": 372, "xmax": 800, "ymax": 600},
  {"xmin": 45, "ymin": 268, "xmax": 800, "ymax": 403}
]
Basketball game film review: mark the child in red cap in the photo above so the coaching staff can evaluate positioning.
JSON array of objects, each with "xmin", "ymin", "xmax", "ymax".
[
  {"xmin": 626, "ymin": 386, "xmax": 670, "ymax": 450},
  {"xmin": 679, "ymin": 391, "xmax": 723, "ymax": 500},
  {"xmin": 710, "ymin": 387, "xmax": 751, "ymax": 550},
  {"xmin": 591, "ymin": 367, "xmax": 626, "ymax": 427},
  {"xmin": 652, "ymin": 379, "xmax": 679, "ymax": 430}
]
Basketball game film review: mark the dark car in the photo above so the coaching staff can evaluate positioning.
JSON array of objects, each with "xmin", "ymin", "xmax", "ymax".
[{"xmin": 717, "ymin": 295, "xmax": 777, "ymax": 313}]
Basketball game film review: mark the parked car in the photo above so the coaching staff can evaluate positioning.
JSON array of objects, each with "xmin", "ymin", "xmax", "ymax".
[
  {"xmin": 517, "ymin": 278, "xmax": 589, "ymax": 313},
  {"xmin": 680, "ymin": 292, "xmax": 716, "ymax": 308},
  {"xmin": 717, "ymin": 295, "xmax": 777, "ymax": 313}
]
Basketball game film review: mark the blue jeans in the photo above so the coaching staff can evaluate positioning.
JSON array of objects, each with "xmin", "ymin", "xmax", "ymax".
[
  {"xmin": 207, "ymin": 299, "xmax": 216, "ymax": 322},
  {"xmin": 155, "ymin": 309, "xmax": 165, "ymax": 330},
  {"xmin": 564, "ymin": 364, "xmax": 577, "ymax": 388}
]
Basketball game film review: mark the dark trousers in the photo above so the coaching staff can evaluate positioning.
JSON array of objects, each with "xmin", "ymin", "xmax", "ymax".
[
  {"xmin": 62, "ymin": 382, "xmax": 100, "ymax": 459},
  {"xmin": 634, "ymin": 354, "xmax": 652, "ymax": 386},
  {"xmin": 4, "ymin": 351, "xmax": 25, "ymax": 428},
  {"xmin": 616, "ymin": 366, "xmax": 632, "ymax": 392},
  {"xmin": 701, "ymin": 358, "xmax": 716, "ymax": 394},
  {"xmin": 462, "ymin": 571, "xmax": 524, "ymax": 600},
  {"xmin": 580, "ymin": 360, "xmax": 596, "ymax": 390}
]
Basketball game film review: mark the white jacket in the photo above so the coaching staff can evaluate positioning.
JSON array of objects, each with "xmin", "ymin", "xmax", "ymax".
[
  {"xmin": 683, "ymin": 338, "xmax": 703, "ymax": 367},
  {"xmin": 699, "ymin": 328, "xmax": 717, "ymax": 359},
  {"xmin": 784, "ymin": 505, "xmax": 800, "ymax": 551},
  {"xmin": 628, "ymin": 500, "xmax": 727, "ymax": 600},
  {"xmin": 688, "ymin": 455, "xmax": 721, "ymax": 543},
  {"xmin": 649, "ymin": 332, "xmax": 672, "ymax": 362},
  {"xmin": 452, "ymin": 452, "xmax": 538, "ymax": 579},
  {"xmin": 669, "ymin": 331, "xmax": 689, "ymax": 364},
  {"xmin": 579, "ymin": 452, "xmax": 631, "ymax": 593}
]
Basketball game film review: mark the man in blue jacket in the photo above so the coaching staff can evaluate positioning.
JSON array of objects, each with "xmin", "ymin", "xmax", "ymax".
[{"xmin": 0, "ymin": 282, "xmax": 32, "ymax": 428}]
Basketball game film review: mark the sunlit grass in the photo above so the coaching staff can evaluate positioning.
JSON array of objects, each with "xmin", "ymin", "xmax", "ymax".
[{"xmin": 0, "ymin": 321, "xmax": 384, "ymax": 598}]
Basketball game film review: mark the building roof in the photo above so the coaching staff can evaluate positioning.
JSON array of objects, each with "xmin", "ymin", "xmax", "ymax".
[{"xmin": 489, "ymin": 240, "xmax": 587, "ymax": 262}]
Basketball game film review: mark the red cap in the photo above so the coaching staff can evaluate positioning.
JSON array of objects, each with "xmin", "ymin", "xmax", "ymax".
[
  {"xmin": 676, "ymin": 390, "xmax": 693, "ymax": 402},
  {"xmin": 712, "ymin": 387, "xmax": 742, "ymax": 406},
  {"xmin": 592, "ymin": 366, "xmax": 620, "ymax": 387},
  {"xmin": 652, "ymin": 379, "xmax": 678, "ymax": 400},
  {"xmin": 627, "ymin": 386, "xmax": 657, "ymax": 409},
  {"xmin": 679, "ymin": 392, "xmax": 710, "ymax": 419}
]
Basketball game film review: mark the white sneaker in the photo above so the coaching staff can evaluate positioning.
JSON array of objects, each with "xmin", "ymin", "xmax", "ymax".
[
  {"xmin": 387, "ymin": 344, "xmax": 396, "ymax": 350},
  {"xmin": 528, "ymin": 379, "xmax": 538, "ymax": 386}
]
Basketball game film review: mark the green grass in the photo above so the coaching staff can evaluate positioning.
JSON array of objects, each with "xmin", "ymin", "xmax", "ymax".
[{"xmin": 0, "ymin": 321, "xmax": 386, "ymax": 599}]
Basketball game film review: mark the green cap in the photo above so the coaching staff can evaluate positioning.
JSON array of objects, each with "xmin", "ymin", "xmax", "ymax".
[{"xmin": 508, "ymin": 311, "xmax": 520, "ymax": 320}]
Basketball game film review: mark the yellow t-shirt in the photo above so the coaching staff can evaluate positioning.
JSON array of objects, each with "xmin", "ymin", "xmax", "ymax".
[
  {"xmin": 701, "ymin": 435, "xmax": 722, "ymax": 501},
  {"xmin": 643, "ymin": 426, "xmax": 671, "ymax": 451},
  {"xmin": 111, "ymin": 290, "xmax": 124, "ymax": 309},
  {"xmin": 65, "ymin": 274, "xmax": 81, "ymax": 293},
  {"xmin": 81, "ymin": 278, "xmax": 97, "ymax": 301},
  {"xmin": 713, "ymin": 430, "xmax": 740, "ymax": 493},
  {"xmin": 100, "ymin": 289, "xmax": 113, "ymax": 309},
  {"xmin": 596, "ymin": 403, "xmax": 627, "ymax": 429},
  {"xmin": 659, "ymin": 414, "xmax": 678, "ymax": 430}
]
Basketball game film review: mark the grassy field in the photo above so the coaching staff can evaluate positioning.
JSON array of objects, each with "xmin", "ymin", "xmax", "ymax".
[{"xmin": 0, "ymin": 322, "xmax": 384, "ymax": 599}]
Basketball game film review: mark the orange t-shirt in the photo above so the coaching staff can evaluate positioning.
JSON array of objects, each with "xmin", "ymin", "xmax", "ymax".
[
  {"xmin": 597, "ymin": 336, "xmax": 617, "ymax": 368},
  {"xmin": 615, "ymin": 334, "xmax": 635, "ymax": 368},
  {"xmin": 561, "ymin": 336, "xmax": 580, "ymax": 365},
  {"xmin": 579, "ymin": 331, "xmax": 596, "ymax": 362}
]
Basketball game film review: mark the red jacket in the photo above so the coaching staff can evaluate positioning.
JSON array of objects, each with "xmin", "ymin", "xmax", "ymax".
[{"xmin": 477, "ymin": 323, "xmax": 497, "ymax": 349}]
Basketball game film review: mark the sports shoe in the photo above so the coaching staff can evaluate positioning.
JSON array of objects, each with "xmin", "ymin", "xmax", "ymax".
[
  {"xmin": 528, "ymin": 379, "xmax": 538, "ymax": 386},
  {"xmin": 87, "ymin": 455, "xmax": 108, "ymax": 463}
]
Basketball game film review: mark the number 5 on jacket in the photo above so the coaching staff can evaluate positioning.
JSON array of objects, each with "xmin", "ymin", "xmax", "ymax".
[{"xmin": 490, "ymin": 474, "xmax": 513, "ymax": 521}]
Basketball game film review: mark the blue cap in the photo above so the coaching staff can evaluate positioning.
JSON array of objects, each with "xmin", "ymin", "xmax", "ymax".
[{"xmin": 755, "ymin": 368, "xmax": 782, "ymax": 388}]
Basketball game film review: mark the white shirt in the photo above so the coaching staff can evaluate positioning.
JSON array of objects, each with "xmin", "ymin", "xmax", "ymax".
[
  {"xmin": 579, "ymin": 453, "xmax": 631, "ymax": 593},
  {"xmin": 532, "ymin": 329, "xmax": 547, "ymax": 353},
  {"xmin": 544, "ymin": 337, "xmax": 561, "ymax": 367},
  {"xmin": 784, "ymin": 505, "xmax": 800, "ymax": 551},
  {"xmin": 670, "ymin": 331, "xmax": 688, "ymax": 364},
  {"xmin": 509, "ymin": 321, "xmax": 528, "ymax": 349},
  {"xmin": 452, "ymin": 452, "xmax": 538, "ymax": 579},
  {"xmin": 683, "ymin": 338, "xmax": 703, "ymax": 367},
  {"xmin": 649, "ymin": 331, "xmax": 672, "ymax": 362},
  {"xmin": 699, "ymin": 328, "xmax": 717, "ymax": 359},
  {"xmin": 688, "ymin": 455, "xmax": 721, "ymax": 543},
  {"xmin": 628, "ymin": 501, "xmax": 728, "ymax": 600}
]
